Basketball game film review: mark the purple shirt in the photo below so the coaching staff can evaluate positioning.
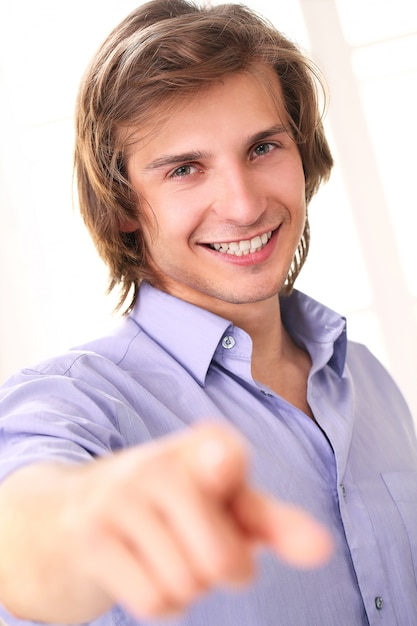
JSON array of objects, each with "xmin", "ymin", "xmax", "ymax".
[{"xmin": 1, "ymin": 282, "xmax": 417, "ymax": 626}]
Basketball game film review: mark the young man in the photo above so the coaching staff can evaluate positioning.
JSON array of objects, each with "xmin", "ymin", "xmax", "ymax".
[{"xmin": 0, "ymin": 1, "xmax": 416, "ymax": 625}]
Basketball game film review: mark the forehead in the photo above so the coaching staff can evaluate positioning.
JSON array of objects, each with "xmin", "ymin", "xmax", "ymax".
[{"xmin": 125, "ymin": 65, "xmax": 287, "ymax": 155}]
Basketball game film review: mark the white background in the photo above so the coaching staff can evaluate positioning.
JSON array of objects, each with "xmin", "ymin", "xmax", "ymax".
[{"xmin": 0, "ymin": 0, "xmax": 416, "ymax": 422}]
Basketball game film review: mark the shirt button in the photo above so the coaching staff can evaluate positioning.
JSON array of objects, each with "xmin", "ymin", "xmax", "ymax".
[
  {"xmin": 222, "ymin": 335, "xmax": 235, "ymax": 349},
  {"xmin": 375, "ymin": 597, "xmax": 384, "ymax": 611},
  {"xmin": 340, "ymin": 484, "xmax": 346, "ymax": 498},
  {"xmin": 260, "ymin": 389, "xmax": 273, "ymax": 397}
]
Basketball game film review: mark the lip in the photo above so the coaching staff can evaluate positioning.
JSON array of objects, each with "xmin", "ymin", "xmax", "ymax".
[{"xmin": 200, "ymin": 226, "xmax": 280, "ymax": 266}]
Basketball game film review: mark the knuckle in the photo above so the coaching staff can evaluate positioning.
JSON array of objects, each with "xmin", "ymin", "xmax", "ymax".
[
  {"xmin": 135, "ymin": 591, "xmax": 179, "ymax": 619},
  {"xmin": 204, "ymin": 542, "xmax": 253, "ymax": 584},
  {"xmin": 169, "ymin": 573, "xmax": 207, "ymax": 605},
  {"xmin": 216, "ymin": 549, "xmax": 240, "ymax": 578}
]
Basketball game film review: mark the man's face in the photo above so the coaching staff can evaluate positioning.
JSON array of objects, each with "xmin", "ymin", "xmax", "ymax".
[{"xmin": 127, "ymin": 68, "xmax": 306, "ymax": 315}]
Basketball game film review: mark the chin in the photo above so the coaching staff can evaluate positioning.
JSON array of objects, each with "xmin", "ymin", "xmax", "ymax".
[{"xmin": 206, "ymin": 281, "xmax": 283, "ymax": 306}]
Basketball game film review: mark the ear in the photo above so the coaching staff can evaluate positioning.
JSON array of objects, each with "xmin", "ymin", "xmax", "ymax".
[{"xmin": 118, "ymin": 218, "xmax": 138, "ymax": 233}]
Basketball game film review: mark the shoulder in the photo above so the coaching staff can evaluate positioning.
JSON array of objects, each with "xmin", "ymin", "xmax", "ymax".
[
  {"xmin": 4, "ymin": 316, "xmax": 146, "ymax": 382},
  {"xmin": 346, "ymin": 340, "xmax": 398, "ymax": 388},
  {"xmin": 0, "ymin": 317, "xmax": 158, "ymax": 474},
  {"xmin": 346, "ymin": 339, "xmax": 403, "ymax": 397},
  {"xmin": 0, "ymin": 316, "xmax": 153, "ymax": 425},
  {"xmin": 346, "ymin": 339, "xmax": 415, "ymax": 428}
]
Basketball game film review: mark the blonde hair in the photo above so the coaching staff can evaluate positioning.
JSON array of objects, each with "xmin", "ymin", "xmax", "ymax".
[{"xmin": 75, "ymin": 0, "xmax": 333, "ymax": 311}]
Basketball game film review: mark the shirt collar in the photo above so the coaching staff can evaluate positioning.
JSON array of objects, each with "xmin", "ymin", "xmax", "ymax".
[
  {"xmin": 130, "ymin": 282, "xmax": 232, "ymax": 386},
  {"xmin": 130, "ymin": 282, "xmax": 347, "ymax": 385},
  {"xmin": 280, "ymin": 289, "xmax": 347, "ymax": 377}
]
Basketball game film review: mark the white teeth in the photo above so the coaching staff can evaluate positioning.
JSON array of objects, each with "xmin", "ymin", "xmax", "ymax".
[
  {"xmin": 250, "ymin": 235, "xmax": 262, "ymax": 249},
  {"xmin": 209, "ymin": 230, "xmax": 273, "ymax": 256}
]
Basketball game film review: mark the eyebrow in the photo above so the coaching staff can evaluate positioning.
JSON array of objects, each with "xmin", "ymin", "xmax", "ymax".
[
  {"xmin": 249, "ymin": 124, "xmax": 289, "ymax": 145},
  {"xmin": 143, "ymin": 151, "xmax": 210, "ymax": 172},
  {"xmin": 142, "ymin": 124, "xmax": 289, "ymax": 173}
]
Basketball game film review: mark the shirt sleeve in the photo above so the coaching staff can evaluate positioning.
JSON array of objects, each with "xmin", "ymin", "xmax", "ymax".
[{"xmin": 0, "ymin": 351, "xmax": 130, "ymax": 483}]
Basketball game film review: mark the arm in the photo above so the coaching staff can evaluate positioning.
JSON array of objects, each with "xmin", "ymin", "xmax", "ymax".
[{"xmin": 0, "ymin": 423, "xmax": 332, "ymax": 623}]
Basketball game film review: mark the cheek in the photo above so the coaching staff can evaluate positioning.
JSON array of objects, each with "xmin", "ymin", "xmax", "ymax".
[
  {"xmin": 287, "ymin": 164, "xmax": 306, "ymax": 208},
  {"xmin": 155, "ymin": 212, "xmax": 197, "ymax": 245},
  {"xmin": 150, "ymin": 194, "xmax": 205, "ymax": 244}
]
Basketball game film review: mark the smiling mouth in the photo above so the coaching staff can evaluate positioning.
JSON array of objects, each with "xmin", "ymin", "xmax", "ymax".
[{"xmin": 206, "ymin": 230, "xmax": 273, "ymax": 257}]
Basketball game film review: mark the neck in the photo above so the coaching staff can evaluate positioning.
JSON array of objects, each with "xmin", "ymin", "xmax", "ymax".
[
  {"xmin": 227, "ymin": 296, "xmax": 286, "ymax": 360},
  {"xmin": 227, "ymin": 295, "xmax": 314, "ymax": 421},
  {"xmin": 197, "ymin": 292, "xmax": 304, "ymax": 385},
  {"xmin": 161, "ymin": 283, "xmax": 314, "ymax": 419}
]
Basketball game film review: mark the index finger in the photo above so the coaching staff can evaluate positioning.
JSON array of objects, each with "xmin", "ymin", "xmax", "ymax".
[{"xmin": 231, "ymin": 487, "xmax": 334, "ymax": 569}]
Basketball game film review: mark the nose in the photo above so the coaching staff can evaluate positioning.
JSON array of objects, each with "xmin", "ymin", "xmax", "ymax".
[{"xmin": 213, "ymin": 163, "xmax": 266, "ymax": 226}]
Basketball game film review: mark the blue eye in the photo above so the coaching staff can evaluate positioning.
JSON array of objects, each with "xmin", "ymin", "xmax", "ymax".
[{"xmin": 253, "ymin": 143, "xmax": 274, "ymax": 157}]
